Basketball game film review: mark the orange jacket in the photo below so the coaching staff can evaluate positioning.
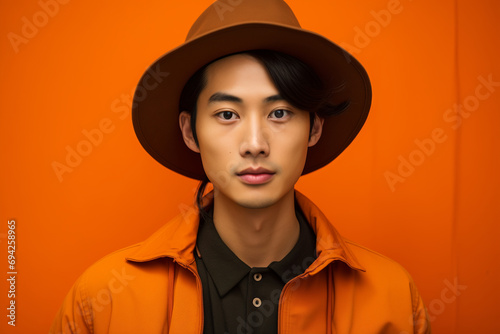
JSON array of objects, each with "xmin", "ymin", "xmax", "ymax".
[{"xmin": 50, "ymin": 190, "xmax": 430, "ymax": 333}]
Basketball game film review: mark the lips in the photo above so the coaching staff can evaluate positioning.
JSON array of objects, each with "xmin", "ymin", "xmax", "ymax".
[{"xmin": 236, "ymin": 167, "xmax": 275, "ymax": 185}]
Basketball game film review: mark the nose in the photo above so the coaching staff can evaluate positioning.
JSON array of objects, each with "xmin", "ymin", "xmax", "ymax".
[{"xmin": 239, "ymin": 116, "xmax": 270, "ymax": 158}]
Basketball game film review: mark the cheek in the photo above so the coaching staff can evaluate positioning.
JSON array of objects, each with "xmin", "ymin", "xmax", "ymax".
[
  {"xmin": 197, "ymin": 127, "xmax": 237, "ymax": 183},
  {"xmin": 198, "ymin": 124, "xmax": 234, "ymax": 156},
  {"xmin": 273, "ymin": 125, "xmax": 310, "ymax": 172}
]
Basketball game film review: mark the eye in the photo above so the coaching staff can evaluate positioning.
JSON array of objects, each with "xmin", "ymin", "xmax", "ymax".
[
  {"xmin": 215, "ymin": 110, "xmax": 238, "ymax": 120},
  {"xmin": 269, "ymin": 109, "xmax": 291, "ymax": 119}
]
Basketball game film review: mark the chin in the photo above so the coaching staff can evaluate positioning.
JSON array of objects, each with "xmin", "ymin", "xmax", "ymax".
[
  {"xmin": 213, "ymin": 182, "xmax": 294, "ymax": 210},
  {"xmin": 236, "ymin": 197, "xmax": 277, "ymax": 209},
  {"xmin": 232, "ymin": 188, "xmax": 292, "ymax": 209}
]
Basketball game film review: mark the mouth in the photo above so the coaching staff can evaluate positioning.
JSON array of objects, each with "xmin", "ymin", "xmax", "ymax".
[{"xmin": 236, "ymin": 167, "xmax": 275, "ymax": 185}]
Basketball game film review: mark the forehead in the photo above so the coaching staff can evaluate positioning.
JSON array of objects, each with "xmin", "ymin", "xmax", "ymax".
[
  {"xmin": 206, "ymin": 53, "xmax": 261, "ymax": 75},
  {"xmin": 202, "ymin": 54, "xmax": 277, "ymax": 95}
]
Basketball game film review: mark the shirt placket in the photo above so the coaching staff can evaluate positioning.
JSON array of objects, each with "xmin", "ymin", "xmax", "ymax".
[{"xmin": 246, "ymin": 267, "xmax": 269, "ymax": 334}]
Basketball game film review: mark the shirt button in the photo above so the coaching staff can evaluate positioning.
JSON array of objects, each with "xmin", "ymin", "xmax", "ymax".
[
  {"xmin": 253, "ymin": 273, "xmax": 262, "ymax": 282},
  {"xmin": 253, "ymin": 298, "xmax": 262, "ymax": 308}
]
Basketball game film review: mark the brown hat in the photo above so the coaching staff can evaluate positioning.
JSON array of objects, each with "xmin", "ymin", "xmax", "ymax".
[{"xmin": 132, "ymin": 0, "xmax": 372, "ymax": 180}]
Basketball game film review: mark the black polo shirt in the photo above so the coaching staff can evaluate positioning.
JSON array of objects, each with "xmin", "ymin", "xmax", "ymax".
[{"xmin": 194, "ymin": 203, "xmax": 317, "ymax": 334}]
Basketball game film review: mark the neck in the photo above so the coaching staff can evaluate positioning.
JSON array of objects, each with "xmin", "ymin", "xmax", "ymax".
[{"xmin": 211, "ymin": 189, "xmax": 300, "ymax": 268}]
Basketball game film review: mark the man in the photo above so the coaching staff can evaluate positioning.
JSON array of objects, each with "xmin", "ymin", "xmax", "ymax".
[{"xmin": 51, "ymin": 0, "xmax": 431, "ymax": 333}]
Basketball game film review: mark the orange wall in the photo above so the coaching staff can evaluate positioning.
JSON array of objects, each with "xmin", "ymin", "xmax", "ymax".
[{"xmin": 0, "ymin": 0, "xmax": 498, "ymax": 333}]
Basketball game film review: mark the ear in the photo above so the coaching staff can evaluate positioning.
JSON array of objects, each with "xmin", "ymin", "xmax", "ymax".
[
  {"xmin": 179, "ymin": 111, "xmax": 200, "ymax": 153},
  {"xmin": 308, "ymin": 113, "xmax": 324, "ymax": 147}
]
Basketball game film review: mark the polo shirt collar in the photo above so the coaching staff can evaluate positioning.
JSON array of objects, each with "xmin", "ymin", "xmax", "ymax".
[
  {"xmin": 195, "ymin": 208, "xmax": 249, "ymax": 297},
  {"xmin": 196, "ymin": 204, "xmax": 317, "ymax": 297}
]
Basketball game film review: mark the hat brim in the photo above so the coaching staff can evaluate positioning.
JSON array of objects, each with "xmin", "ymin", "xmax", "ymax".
[{"xmin": 132, "ymin": 22, "xmax": 372, "ymax": 180}]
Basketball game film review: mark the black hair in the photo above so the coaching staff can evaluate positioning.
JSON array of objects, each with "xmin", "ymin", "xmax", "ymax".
[{"xmin": 179, "ymin": 49, "xmax": 349, "ymax": 218}]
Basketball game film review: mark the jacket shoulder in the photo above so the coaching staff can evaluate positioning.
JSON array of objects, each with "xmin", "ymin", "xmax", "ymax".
[
  {"xmin": 344, "ymin": 239, "xmax": 414, "ymax": 280},
  {"xmin": 341, "ymin": 239, "xmax": 431, "ymax": 333},
  {"xmin": 75, "ymin": 241, "xmax": 174, "ymax": 300},
  {"xmin": 79, "ymin": 243, "xmax": 143, "ymax": 280},
  {"xmin": 50, "ymin": 243, "xmax": 174, "ymax": 334}
]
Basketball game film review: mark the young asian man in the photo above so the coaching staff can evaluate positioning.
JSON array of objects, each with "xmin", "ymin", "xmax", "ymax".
[{"xmin": 50, "ymin": 1, "xmax": 431, "ymax": 333}]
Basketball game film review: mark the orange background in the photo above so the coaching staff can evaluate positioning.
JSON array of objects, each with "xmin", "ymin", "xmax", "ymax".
[{"xmin": 1, "ymin": 0, "xmax": 499, "ymax": 333}]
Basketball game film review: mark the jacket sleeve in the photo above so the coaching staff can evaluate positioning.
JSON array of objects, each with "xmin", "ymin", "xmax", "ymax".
[
  {"xmin": 410, "ymin": 280, "xmax": 431, "ymax": 334},
  {"xmin": 49, "ymin": 274, "xmax": 93, "ymax": 334}
]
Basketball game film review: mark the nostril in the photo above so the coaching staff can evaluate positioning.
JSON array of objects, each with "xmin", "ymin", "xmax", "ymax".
[{"xmin": 243, "ymin": 149, "xmax": 267, "ymax": 156}]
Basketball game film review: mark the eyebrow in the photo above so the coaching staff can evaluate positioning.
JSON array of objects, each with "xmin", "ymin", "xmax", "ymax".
[
  {"xmin": 208, "ymin": 92, "xmax": 242, "ymax": 104},
  {"xmin": 263, "ymin": 94, "xmax": 284, "ymax": 103},
  {"xmin": 208, "ymin": 92, "xmax": 285, "ymax": 104}
]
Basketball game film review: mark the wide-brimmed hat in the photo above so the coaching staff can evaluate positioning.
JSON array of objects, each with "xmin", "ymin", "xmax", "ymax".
[{"xmin": 132, "ymin": 0, "xmax": 372, "ymax": 180}]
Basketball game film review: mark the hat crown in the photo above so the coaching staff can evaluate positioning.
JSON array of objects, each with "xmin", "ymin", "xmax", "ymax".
[{"xmin": 186, "ymin": 0, "xmax": 301, "ymax": 42}]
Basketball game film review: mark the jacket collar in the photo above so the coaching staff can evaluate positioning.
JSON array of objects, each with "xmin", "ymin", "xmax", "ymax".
[
  {"xmin": 293, "ymin": 190, "xmax": 366, "ymax": 274},
  {"xmin": 126, "ymin": 190, "xmax": 365, "ymax": 273}
]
